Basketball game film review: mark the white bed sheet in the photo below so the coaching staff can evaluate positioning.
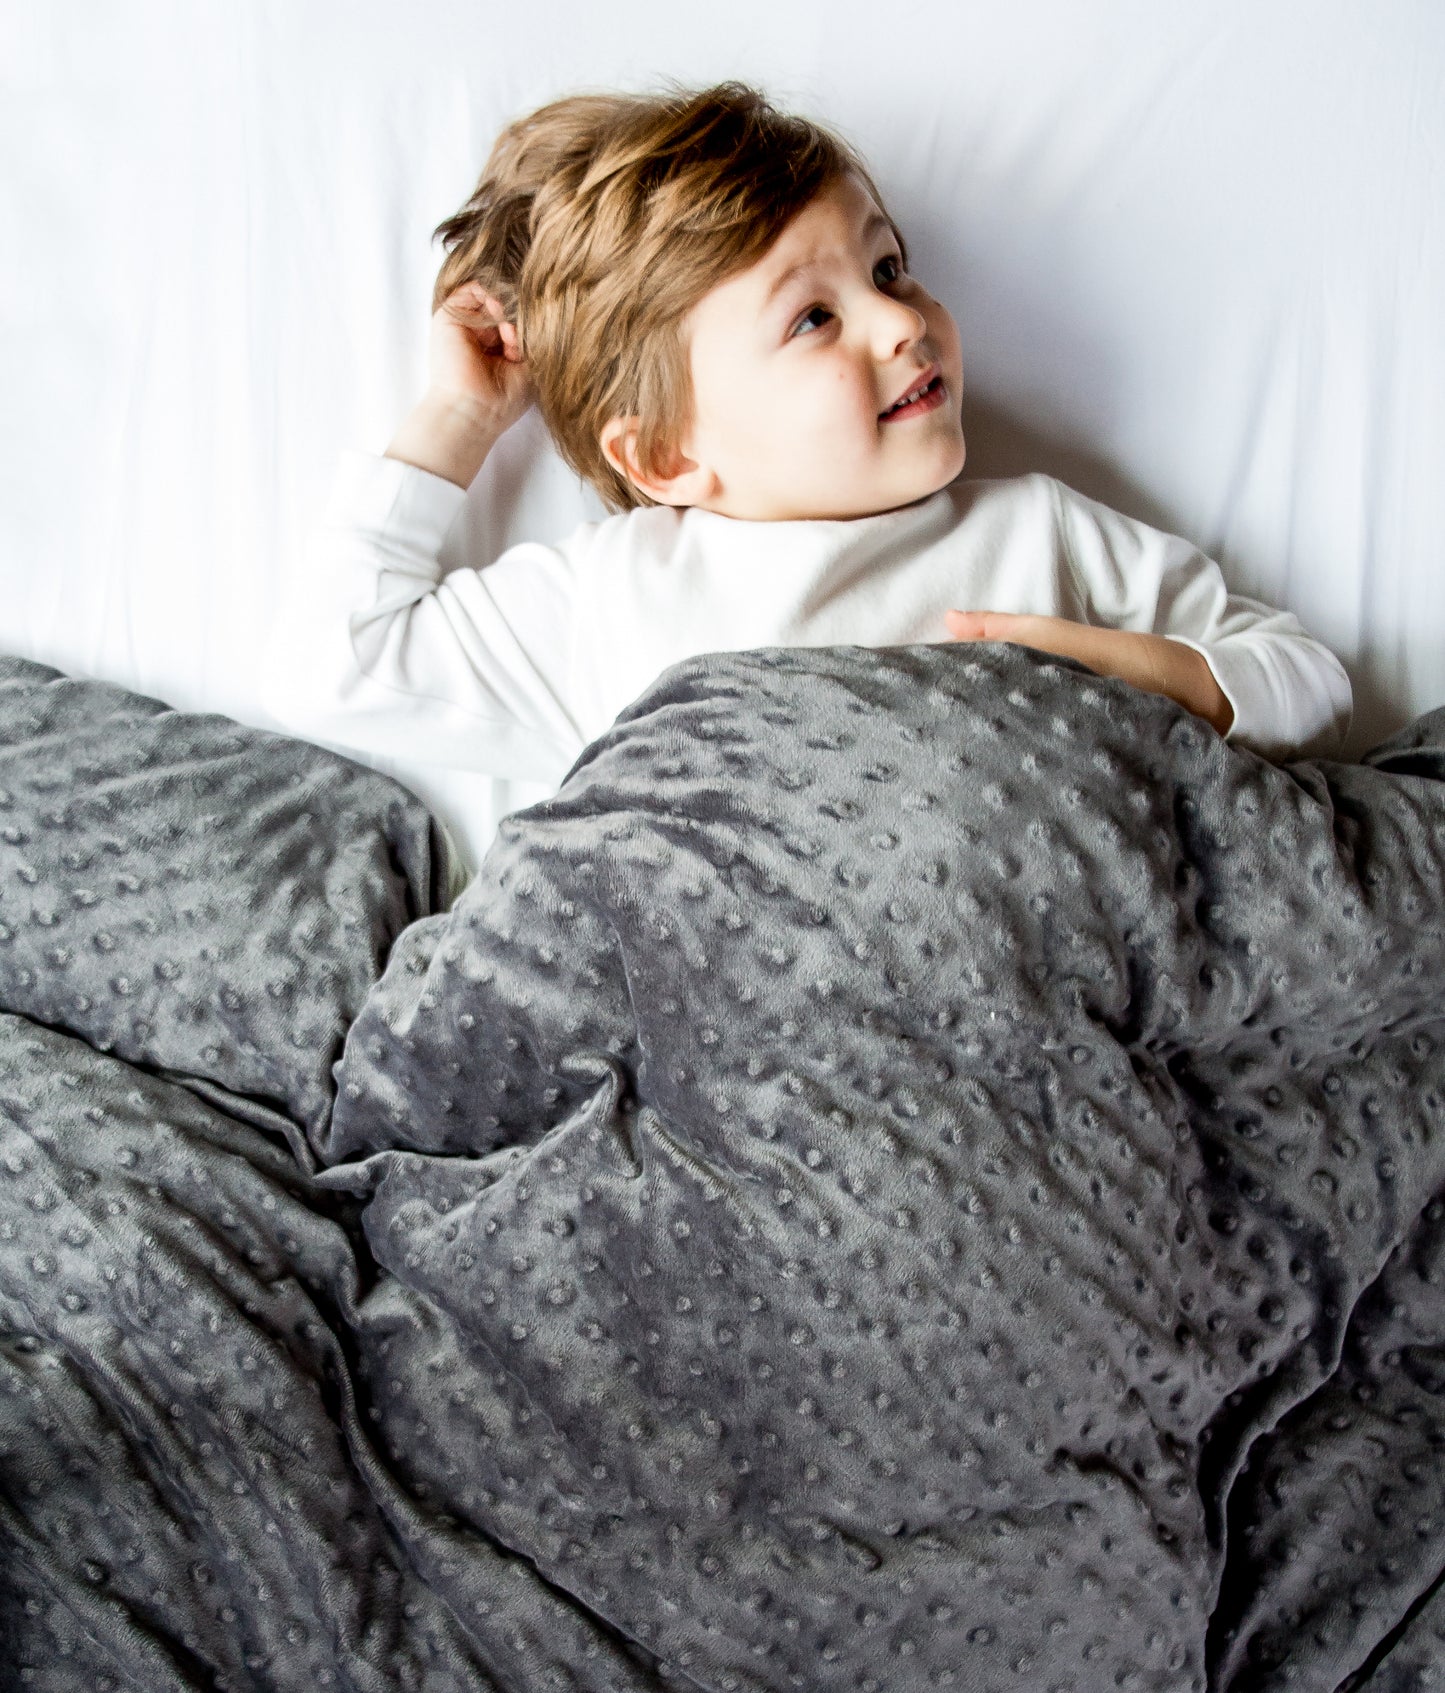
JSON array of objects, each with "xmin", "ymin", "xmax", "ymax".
[{"xmin": 3, "ymin": 0, "xmax": 1441, "ymax": 877}]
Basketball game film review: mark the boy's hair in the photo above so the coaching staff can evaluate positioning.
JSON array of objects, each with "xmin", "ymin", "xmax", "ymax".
[{"xmin": 431, "ymin": 79, "xmax": 908, "ymax": 515}]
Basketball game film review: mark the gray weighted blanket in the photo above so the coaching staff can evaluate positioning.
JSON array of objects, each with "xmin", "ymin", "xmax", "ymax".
[{"xmin": 2, "ymin": 642, "xmax": 1443, "ymax": 1692}]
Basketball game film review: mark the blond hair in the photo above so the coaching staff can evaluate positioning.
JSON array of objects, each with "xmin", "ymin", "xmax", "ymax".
[{"xmin": 431, "ymin": 79, "xmax": 908, "ymax": 514}]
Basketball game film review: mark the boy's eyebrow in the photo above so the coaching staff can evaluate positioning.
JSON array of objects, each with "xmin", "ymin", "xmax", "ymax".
[{"xmin": 762, "ymin": 210, "xmax": 895, "ymax": 309}]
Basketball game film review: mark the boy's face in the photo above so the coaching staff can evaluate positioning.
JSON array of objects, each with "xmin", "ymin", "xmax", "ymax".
[{"xmin": 602, "ymin": 171, "xmax": 967, "ymax": 521}]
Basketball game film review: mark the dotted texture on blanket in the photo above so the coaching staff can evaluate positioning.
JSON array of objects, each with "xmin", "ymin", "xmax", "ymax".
[
  {"xmin": 2, "ymin": 640, "xmax": 1445, "ymax": 1693},
  {"xmin": 0, "ymin": 654, "xmax": 448, "ymax": 1157},
  {"xmin": 326, "ymin": 645, "xmax": 1445, "ymax": 1692},
  {"xmin": 0, "ymin": 1012, "xmax": 688, "ymax": 1693}
]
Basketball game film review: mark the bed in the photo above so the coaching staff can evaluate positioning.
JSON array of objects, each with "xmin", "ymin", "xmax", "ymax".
[{"xmin": 3, "ymin": 3, "xmax": 1444, "ymax": 1688}]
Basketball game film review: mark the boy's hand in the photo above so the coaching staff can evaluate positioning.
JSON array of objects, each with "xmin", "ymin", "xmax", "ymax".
[
  {"xmin": 427, "ymin": 281, "xmax": 536, "ymax": 436},
  {"xmin": 942, "ymin": 610, "xmax": 1234, "ymax": 735}
]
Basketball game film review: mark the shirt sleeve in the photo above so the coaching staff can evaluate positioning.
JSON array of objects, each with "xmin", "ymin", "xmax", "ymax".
[
  {"xmin": 259, "ymin": 449, "xmax": 587, "ymax": 783},
  {"xmin": 1046, "ymin": 477, "xmax": 1353, "ymax": 760}
]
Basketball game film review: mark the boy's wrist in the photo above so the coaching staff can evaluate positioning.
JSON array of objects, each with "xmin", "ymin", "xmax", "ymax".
[{"xmin": 384, "ymin": 389, "xmax": 507, "ymax": 489}]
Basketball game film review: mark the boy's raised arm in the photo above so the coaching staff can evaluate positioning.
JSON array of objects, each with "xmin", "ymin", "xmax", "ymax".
[
  {"xmin": 385, "ymin": 281, "xmax": 537, "ymax": 488},
  {"xmin": 385, "ymin": 389, "xmax": 509, "ymax": 489},
  {"xmin": 259, "ymin": 282, "xmax": 583, "ymax": 784}
]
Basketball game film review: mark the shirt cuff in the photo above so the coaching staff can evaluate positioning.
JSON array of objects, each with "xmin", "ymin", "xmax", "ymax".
[
  {"xmin": 324, "ymin": 448, "xmax": 469, "ymax": 559},
  {"xmin": 1165, "ymin": 634, "xmax": 1346, "ymax": 760}
]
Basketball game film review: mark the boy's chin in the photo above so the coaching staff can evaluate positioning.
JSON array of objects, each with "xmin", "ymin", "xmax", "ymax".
[{"xmin": 906, "ymin": 450, "xmax": 969, "ymax": 504}]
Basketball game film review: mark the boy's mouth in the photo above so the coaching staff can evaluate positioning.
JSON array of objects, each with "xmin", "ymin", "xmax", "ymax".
[{"xmin": 879, "ymin": 369, "xmax": 944, "ymax": 421}]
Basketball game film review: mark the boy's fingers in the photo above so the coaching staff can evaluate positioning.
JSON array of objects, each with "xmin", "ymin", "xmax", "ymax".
[
  {"xmin": 945, "ymin": 611, "xmax": 1122, "ymax": 677},
  {"xmin": 944, "ymin": 609, "xmax": 1017, "ymax": 641},
  {"xmin": 444, "ymin": 282, "xmax": 500, "ymax": 316}
]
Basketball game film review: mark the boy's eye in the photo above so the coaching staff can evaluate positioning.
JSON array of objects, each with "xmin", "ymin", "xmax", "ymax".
[{"xmin": 789, "ymin": 255, "xmax": 906, "ymax": 338}]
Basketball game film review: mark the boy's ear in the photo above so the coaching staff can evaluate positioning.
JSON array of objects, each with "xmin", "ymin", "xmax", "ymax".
[{"xmin": 599, "ymin": 415, "xmax": 718, "ymax": 508}]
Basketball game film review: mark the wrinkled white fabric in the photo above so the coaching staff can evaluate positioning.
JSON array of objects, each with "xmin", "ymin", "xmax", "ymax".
[{"xmin": 261, "ymin": 449, "xmax": 1351, "ymax": 808}]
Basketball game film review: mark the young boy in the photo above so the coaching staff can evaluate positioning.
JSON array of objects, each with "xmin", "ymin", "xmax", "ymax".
[{"xmin": 260, "ymin": 80, "xmax": 1351, "ymax": 863}]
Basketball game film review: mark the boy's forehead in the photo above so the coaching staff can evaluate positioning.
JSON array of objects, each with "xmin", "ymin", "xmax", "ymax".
[
  {"xmin": 706, "ymin": 174, "xmax": 888, "ymax": 321},
  {"xmin": 761, "ymin": 174, "xmax": 881, "ymax": 274}
]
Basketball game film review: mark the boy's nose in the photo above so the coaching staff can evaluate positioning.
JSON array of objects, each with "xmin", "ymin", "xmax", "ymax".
[{"xmin": 872, "ymin": 294, "xmax": 930, "ymax": 359}]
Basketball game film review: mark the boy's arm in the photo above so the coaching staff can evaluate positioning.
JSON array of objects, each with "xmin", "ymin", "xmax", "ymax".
[
  {"xmin": 384, "ymin": 389, "xmax": 506, "ymax": 489},
  {"xmin": 258, "ymin": 439, "xmax": 584, "ymax": 783},
  {"xmin": 260, "ymin": 285, "xmax": 586, "ymax": 782},
  {"xmin": 943, "ymin": 611, "xmax": 1234, "ymax": 733},
  {"xmin": 388, "ymin": 280, "xmax": 536, "ymax": 485},
  {"xmin": 948, "ymin": 477, "xmax": 1352, "ymax": 760}
]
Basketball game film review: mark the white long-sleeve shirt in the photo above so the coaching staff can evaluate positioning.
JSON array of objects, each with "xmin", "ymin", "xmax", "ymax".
[{"xmin": 260, "ymin": 450, "xmax": 1353, "ymax": 806}]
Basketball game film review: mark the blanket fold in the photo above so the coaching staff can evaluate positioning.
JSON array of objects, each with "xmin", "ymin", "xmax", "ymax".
[{"xmin": 3, "ymin": 643, "xmax": 1443, "ymax": 1691}]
